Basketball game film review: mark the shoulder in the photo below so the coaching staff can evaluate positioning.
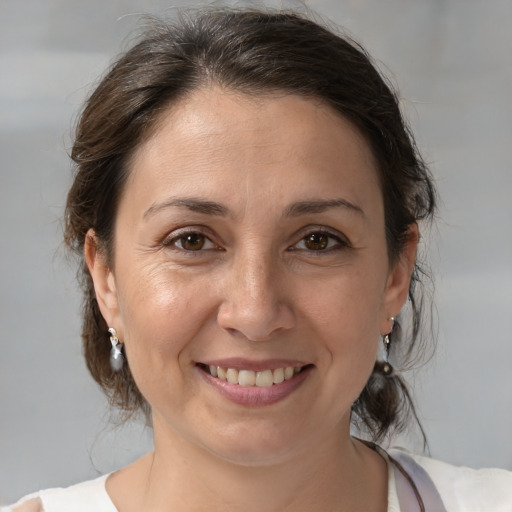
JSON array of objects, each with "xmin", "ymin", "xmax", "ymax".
[
  {"xmin": 0, "ymin": 499, "xmax": 42, "ymax": 512},
  {"xmin": 3, "ymin": 474, "xmax": 116, "ymax": 512},
  {"xmin": 0, "ymin": 499, "xmax": 43, "ymax": 512},
  {"xmin": 391, "ymin": 448, "xmax": 512, "ymax": 511}
]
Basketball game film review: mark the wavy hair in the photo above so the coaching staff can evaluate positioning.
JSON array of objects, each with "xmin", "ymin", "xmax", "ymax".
[{"xmin": 64, "ymin": 7, "xmax": 436, "ymax": 441}]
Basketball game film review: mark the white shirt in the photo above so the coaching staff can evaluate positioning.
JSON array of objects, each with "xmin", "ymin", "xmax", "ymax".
[{"xmin": 3, "ymin": 449, "xmax": 512, "ymax": 511}]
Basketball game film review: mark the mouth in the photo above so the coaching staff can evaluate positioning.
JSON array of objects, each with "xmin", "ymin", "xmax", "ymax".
[
  {"xmin": 197, "ymin": 363, "xmax": 311, "ymax": 387},
  {"xmin": 196, "ymin": 360, "xmax": 313, "ymax": 406}
]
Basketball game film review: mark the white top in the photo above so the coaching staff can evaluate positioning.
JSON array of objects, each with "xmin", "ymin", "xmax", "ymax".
[{"xmin": 3, "ymin": 449, "xmax": 512, "ymax": 511}]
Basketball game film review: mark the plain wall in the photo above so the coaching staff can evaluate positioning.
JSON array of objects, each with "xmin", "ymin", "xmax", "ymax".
[{"xmin": 1, "ymin": 0, "xmax": 511, "ymax": 503}]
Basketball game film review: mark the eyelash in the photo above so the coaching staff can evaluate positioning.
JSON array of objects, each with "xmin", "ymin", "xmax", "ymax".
[
  {"xmin": 291, "ymin": 229, "xmax": 349, "ymax": 253},
  {"xmin": 162, "ymin": 228, "xmax": 219, "ymax": 252},
  {"xmin": 162, "ymin": 228, "xmax": 349, "ymax": 254}
]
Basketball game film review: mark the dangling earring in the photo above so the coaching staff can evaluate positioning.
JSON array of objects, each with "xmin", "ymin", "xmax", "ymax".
[
  {"xmin": 382, "ymin": 317, "xmax": 395, "ymax": 376},
  {"xmin": 108, "ymin": 327, "xmax": 124, "ymax": 371}
]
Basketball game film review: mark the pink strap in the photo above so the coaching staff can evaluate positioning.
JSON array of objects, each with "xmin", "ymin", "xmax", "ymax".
[{"xmin": 389, "ymin": 450, "xmax": 447, "ymax": 512}]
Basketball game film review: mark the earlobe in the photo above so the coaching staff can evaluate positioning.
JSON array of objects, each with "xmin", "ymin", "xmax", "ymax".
[
  {"xmin": 381, "ymin": 224, "xmax": 419, "ymax": 328},
  {"xmin": 84, "ymin": 229, "xmax": 120, "ymax": 328}
]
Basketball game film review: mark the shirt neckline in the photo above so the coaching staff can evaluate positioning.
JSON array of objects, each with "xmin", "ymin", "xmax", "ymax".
[{"xmin": 101, "ymin": 449, "xmax": 401, "ymax": 512}]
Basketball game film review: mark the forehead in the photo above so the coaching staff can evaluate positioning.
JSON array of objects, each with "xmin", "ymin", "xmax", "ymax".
[
  {"xmin": 125, "ymin": 87, "xmax": 382, "ymax": 217},
  {"xmin": 138, "ymin": 88, "xmax": 372, "ymax": 161}
]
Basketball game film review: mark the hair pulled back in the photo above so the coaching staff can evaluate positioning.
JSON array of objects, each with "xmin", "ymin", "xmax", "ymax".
[{"xmin": 64, "ymin": 7, "xmax": 436, "ymax": 441}]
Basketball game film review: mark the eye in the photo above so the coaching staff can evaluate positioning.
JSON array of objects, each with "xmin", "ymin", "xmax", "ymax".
[
  {"xmin": 165, "ymin": 231, "xmax": 217, "ymax": 251},
  {"xmin": 293, "ymin": 231, "xmax": 347, "ymax": 252}
]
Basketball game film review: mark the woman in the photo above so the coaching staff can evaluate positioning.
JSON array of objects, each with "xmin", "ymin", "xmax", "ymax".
[{"xmin": 5, "ymin": 7, "xmax": 511, "ymax": 512}]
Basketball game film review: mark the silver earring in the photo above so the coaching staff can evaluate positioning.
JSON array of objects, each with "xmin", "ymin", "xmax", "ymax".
[
  {"xmin": 382, "ymin": 317, "xmax": 395, "ymax": 376},
  {"xmin": 108, "ymin": 327, "xmax": 124, "ymax": 371}
]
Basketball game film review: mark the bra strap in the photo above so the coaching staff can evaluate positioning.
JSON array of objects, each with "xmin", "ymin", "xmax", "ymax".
[{"xmin": 388, "ymin": 450, "xmax": 447, "ymax": 512}]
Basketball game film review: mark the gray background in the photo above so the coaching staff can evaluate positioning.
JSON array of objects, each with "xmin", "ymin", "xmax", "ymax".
[{"xmin": 1, "ymin": 0, "xmax": 511, "ymax": 504}]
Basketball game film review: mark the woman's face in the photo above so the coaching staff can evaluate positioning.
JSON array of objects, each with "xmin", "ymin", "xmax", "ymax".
[{"xmin": 89, "ymin": 88, "xmax": 414, "ymax": 465}]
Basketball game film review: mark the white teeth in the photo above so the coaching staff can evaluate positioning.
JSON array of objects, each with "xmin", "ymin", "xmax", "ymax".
[
  {"xmin": 255, "ymin": 370, "xmax": 274, "ymax": 387},
  {"xmin": 238, "ymin": 369, "xmax": 256, "ymax": 387},
  {"xmin": 284, "ymin": 367, "xmax": 294, "ymax": 380},
  {"xmin": 208, "ymin": 365, "xmax": 303, "ymax": 386},
  {"xmin": 226, "ymin": 368, "xmax": 239, "ymax": 384},
  {"xmin": 273, "ymin": 367, "xmax": 285, "ymax": 384}
]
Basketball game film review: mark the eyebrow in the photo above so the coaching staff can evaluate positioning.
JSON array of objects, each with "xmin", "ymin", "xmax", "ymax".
[
  {"xmin": 284, "ymin": 199, "xmax": 366, "ymax": 219},
  {"xmin": 143, "ymin": 197, "xmax": 229, "ymax": 219},
  {"xmin": 143, "ymin": 196, "xmax": 365, "ymax": 220}
]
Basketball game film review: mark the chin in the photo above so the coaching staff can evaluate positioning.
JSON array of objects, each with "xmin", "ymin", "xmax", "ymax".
[
  {"xmin": 197, "ymin": 419, "xmax": 311, "ymax": 467},
  {"xmin": 208, "ymin": 441, "xmax": 296, "ymax": 467}
]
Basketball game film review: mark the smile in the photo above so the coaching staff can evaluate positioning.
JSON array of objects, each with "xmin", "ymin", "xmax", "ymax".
[
  {"xmin": 201, "ymin": 364, "xmax": 304, "ymax": 387},
  {"xmin": 197, "ymin": 362, "xmax": 313, "ymax": 406}
]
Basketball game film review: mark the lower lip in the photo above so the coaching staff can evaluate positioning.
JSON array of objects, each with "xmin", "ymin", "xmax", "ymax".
[{"xmin": 197, "ymin": 365, "xmax": 313, "ymax": 407}]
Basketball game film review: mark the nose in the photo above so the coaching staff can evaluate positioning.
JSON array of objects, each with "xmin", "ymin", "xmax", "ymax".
[{"xmin": 216, "ymin": 250, "xmax": 296, "ymax": 342}]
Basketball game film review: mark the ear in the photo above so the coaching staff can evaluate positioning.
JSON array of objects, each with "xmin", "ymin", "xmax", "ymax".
[
  {"xmin": 380, "ymin": 224, "xmax": 419, "ymax": 333},
  {"xmin": 84, "ymin": 229, "xmax": 121, "ymax": 331}
]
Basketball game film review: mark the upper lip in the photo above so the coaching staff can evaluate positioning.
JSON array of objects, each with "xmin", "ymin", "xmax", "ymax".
[{"xmin": 197, "ymin": 358, "xmax": 310, "ymax": 372}]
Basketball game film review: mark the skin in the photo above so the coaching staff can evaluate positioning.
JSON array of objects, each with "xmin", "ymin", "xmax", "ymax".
[{"xmin": 85, "ymin": 87, "xmax": 417, "ymax": 511}]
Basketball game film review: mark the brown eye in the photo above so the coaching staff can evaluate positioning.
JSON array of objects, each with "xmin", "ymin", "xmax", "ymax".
[
  {"xmin": 292, "ymin": 230, "xmax": 347, "ymax": 253},
  {"xmin": 304, "ymin": 232, "xmax": 330, "ymax": 250},
  {"xmin": 165, "ymin": 230, "xmax": 218, "ymax": 252},
  {"xmin": 178, "ymin": 233, "xmax": 206, "ymax": 251}
]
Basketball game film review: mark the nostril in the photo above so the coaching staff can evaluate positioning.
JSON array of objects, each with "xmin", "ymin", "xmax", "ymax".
[{"xmin": 217, "ymin": 301, "xmax": 296, "ymax": 342}]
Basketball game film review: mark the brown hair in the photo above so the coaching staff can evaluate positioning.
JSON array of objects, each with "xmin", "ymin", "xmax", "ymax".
[{"xmin": 64, "ymin": 7, "xmax": 436, "ymax": 441}]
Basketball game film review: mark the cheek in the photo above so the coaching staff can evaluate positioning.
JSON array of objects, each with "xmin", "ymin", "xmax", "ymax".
[
  {"xmin": 114, "ymin": 264, "xmax": 214, "ymax": 386},
  {"xmin": 301, "ymin": 268, "xmax": 385, "ymax": 382},
  {"xmin": 305, "ymin": 265, "xmax": 386, "ymax": 335}
]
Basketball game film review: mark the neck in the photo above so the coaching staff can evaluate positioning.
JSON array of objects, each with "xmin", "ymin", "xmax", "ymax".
[{"xmin": 108, "ymin": 417, "xmax": 388, "ymax": 512}]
